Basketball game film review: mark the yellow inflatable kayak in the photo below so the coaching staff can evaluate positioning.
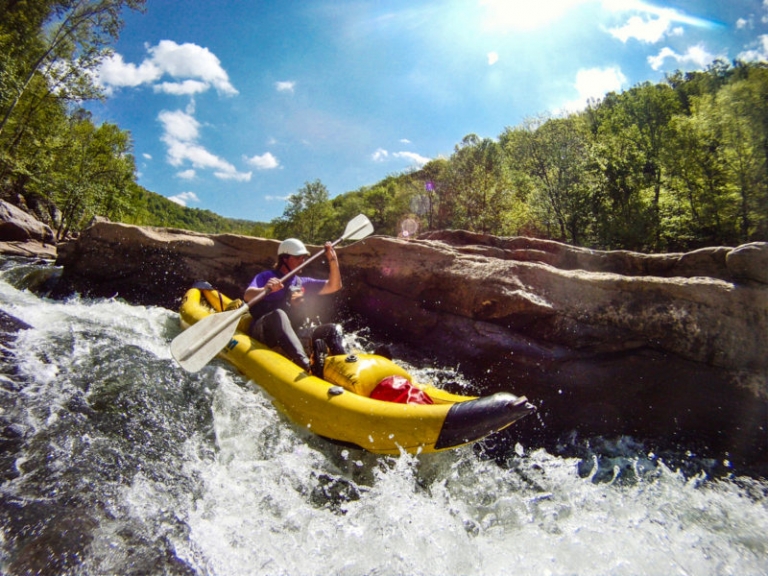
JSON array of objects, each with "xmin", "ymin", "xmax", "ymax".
[{"xmin": 178, "ymin": 286, "xmax": 535, "ymax": 455}]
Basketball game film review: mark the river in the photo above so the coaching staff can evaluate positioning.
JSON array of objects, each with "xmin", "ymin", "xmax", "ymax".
[{"xmin": 0, "ymin": 256, "xmax": 766, "ymax": 575}]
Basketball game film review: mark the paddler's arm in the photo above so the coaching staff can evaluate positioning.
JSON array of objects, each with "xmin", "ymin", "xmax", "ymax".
[
  {"xmin": 244, "ymin": 277, "xmax": 282, "ymax": 305},
  {"xmin": 319, "ymin": 242, "xmax": 342, "ymax": 295}
]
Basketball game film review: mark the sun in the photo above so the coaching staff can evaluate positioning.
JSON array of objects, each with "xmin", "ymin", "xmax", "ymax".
[{"xmin": 479, "ymin": 0, "xmax": 590, "ymax": 32}]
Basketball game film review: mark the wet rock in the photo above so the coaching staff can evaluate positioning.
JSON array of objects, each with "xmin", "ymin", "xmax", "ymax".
[{"xmin": 52, "ymin": 222, "xmax": 275, "ymax": 309}]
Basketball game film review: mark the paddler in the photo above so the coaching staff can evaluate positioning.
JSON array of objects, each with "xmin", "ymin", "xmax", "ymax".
[{"xmin": 241, "ymin": 238, "xmax": 346, "ymax": 376}]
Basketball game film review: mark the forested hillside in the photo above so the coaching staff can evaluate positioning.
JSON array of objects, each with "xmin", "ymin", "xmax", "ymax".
[
  {"xmin": 278, "ymin": 61, "xmax": 768, "ymax": 253},
  {"xmin": 2, "ymin": 2, "xmax": 767, "ymax": 252},
  {"xmin": 124, "ymin": 184, "xmax": 270, "ymax": 236}
]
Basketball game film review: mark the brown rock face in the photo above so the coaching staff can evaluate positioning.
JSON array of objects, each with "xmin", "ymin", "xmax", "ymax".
[
  {"xmin": 53, "ymin": 223, "xmax": 273, "ymax": 307},
  {"xmin": 0, "ymin": 200, "xmax": 57, "ymax": 258},
  {"xmin": 53, "ymin": 223, "xmax": 768, "ymax": 467},
  {"xmin": 0, "ymin": 200, "xmax": 55, "ymax": 244}
]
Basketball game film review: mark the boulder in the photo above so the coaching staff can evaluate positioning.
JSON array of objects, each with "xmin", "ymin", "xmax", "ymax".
[
  {"xmin": 52, "ymin": 222, "xmax": 768, "ymax": 467},
  {"xmin": 53, "ymin": 223, "xmax": 278, "ymax": 308},
  {"xmin": 0, "ymin": 200, "xmax": 56, "ymax": 245},
  {"xmin": 726, "ymin": 242, "xmax": 768, "ymax": 284}
]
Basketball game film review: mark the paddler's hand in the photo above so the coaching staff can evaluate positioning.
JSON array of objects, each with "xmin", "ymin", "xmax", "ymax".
[
  {"xmin": 325, "ymin": 242, "xmax": 338, "ymax": 267},
  {"xmin": 264, "ymin": 278, "xmax": 283, "ymax": 293}
]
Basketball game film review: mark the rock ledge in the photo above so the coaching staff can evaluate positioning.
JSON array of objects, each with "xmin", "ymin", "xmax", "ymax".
[{"xmin": 47, "ymin": 222, "xmax": 768, "ymax": 466}]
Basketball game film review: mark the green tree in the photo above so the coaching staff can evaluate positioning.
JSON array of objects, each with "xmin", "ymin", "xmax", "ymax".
[
  {"xmin": 503, "ymin": 116, "xmax": 593, "ymax": 244},
  {"xmin": 444, "ymin": 134, "xmax": 512, "ymax": 234},
  {"xmin": 414, "ymin": 158, "xmax": 449, "ymax": 231},
  {"xmin": 271, "ymin": 62, "xmax": 768, "ymax": 250},
  {"xmin": 666, "ymin": 59, "xmax": 733, "ymax": 114},
  {"xmin": 0, "ymin": 0, "xmax": 146, "ymax": 228},
  {"xmin": 663, "ymin": 106, "xmax": 736, "ymax": 247},
  {"xmin": 594, "ymin": 83, "xmax": 681, "ymax": 249},
  {"xmin": 328, "ymin": 189, "xmax": 368, "ymax": 237},
  {"xmin": 32, "ymin": 109, "xmax": 135, "ymax": 239},
  {"xmin": 0, "ymin": 0, "xmax": 146, "ymax": 139},
  {"xmin": 274, "ymin": 179, "xmax": 332, "ymax": 243},
  {"xmin": 706, "ymin": 74, "xmax": 768, "ymax": 241}
]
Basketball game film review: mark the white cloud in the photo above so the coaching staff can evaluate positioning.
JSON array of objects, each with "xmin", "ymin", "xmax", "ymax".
[
  {"xmin": 158, "ymin": 109, "xmax": 200, "ymax": 143},
  {"xmin": 154, "ymin": 79, "xmax": 209, "ymax": 95},
  {"xmin": 142, "ymin": 153, "xmax": 152, "ymax": 160},
  {"xmin": 372, "ymin": 148, "xmax": 389, "ymax": 162},
  {"xmin": 393, "ymin": 151, "xmax": 430, "ymax": 166},
  {"xmin": 608, "ymin": 14, "xmax": 673, "ymax": 43},
  {"xmin": 214, "ymin": 169, "xmax": 252, "ymax": 182},
  {"xmin": 480, "ymin": 0, "xmax": 588, "ymax": 32},
  {"xmin": 158, "ymin": 108, "xmax": 251, "ymax": 181},
  {"xmin": 148, "ymin": 41, "xmax": 237, "ymax": 95},
  {"xmin": 176, "ymin": 169, "xmax": 196, "ymax": 179},
  {"xmin": 737, "ymin": 34, "xmax": 768, "ymax": 62},
  {"xmin": 245, "ymin": 152, "xmax": 280, "ymax": 170},
  {"xmin": 372, "ymin": 148, "xmax": 429, "ymax": 165},
  {"xmin": 648, "ymin": 43, "xmax": 717, "ymax": 71},
  {"xmin": 163, "ymin": 137, "xmax": 221, "ymax": 169},
  {"xmin": 561, "ymin": 66, "xmax": 627, "ymax": 112},
  {"xmin": 604, "ymin": 1, "xmax": 718, "ymax": 43},
  {"xmin": 400, "ymin": 138, "xmax": 412, "ymax": 144},
  {"xmin": 96, "ymin": 40, "xmax": 237, "ymax": 96},
  {"xmin": 648, "ymin": 47, "xmax": 676, "ymax": 69},
  {"xmin": 488, "ymin": 51, "xmax": 499, "ymax": 65},
  {"xmin": 478, "ymin": 0, "xmax": 716, "ymax": 38},
  {"xmin": 97, "ymin": 42, "xmax": 249, "ymax": 184},
  {"xmin": 276, "ymin": 80, "xmax": 296, "ymax": 92},
  {"xmin": 576, "ymin": 66, "xmax": 626, "ymax": 98},
  {"xmin": 97, "ymin": 53, "xmax": 160, "ymax": 91},
  {"xmin": 167, "ymin": 191, "xmax": 200, "ymax": 206}
]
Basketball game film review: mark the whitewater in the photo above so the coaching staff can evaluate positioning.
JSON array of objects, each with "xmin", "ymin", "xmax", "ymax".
[{"xmin": 0, "ymin": 256, "xmax": 765, "ymax": 575}]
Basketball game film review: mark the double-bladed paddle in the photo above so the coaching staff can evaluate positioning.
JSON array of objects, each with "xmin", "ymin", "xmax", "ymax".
[{"xmin": 171, "ymin": 214, "xmax": 374, "ymax": 372}]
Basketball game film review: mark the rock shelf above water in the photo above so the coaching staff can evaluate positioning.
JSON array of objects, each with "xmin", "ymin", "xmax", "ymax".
[{"xmin": 30, "ymin": 221, "xmax": 768, "ymax": 467}]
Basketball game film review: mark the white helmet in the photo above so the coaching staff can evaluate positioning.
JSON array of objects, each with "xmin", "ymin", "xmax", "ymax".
[{"xmin": 277, "ymin": 238, "xmax": 309, "ymax": 256}]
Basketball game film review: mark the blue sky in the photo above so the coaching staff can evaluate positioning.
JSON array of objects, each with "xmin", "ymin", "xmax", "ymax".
[{"xmin": 90, "ymin": 0, "xmax": 768, "ymax": 223}]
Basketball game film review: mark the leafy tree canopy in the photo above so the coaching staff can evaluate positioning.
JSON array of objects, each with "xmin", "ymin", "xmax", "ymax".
[{"xmin": 2, "ymin": 6, "xmax": 767, "ymax": 253}]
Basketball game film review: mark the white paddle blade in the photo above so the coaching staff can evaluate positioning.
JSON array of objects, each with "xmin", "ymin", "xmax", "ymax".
[
  {"xmin": 342, "ymin": 214, "xmax": 374, "ymax": 241},
  {"xmin": 171, "ymin": 305, "xmax": 249, "ymax": 372}
]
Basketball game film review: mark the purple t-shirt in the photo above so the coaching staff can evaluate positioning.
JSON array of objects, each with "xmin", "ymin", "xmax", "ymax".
[{"xmin": 247, "ymin": 270, "xmax": 325, "ymax": 303}]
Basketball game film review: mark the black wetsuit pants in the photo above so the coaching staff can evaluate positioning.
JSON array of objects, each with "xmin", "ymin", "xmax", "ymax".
[{"xmin": 249, "ymin": 309, "xmax": 345, "ymax": 369}]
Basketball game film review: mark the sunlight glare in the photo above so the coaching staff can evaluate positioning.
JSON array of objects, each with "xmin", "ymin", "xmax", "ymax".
[
  {"xmin": 602, "ymin": 0, "xmax": 721, "ymax": 29},
  {"xmin": 480, "ymin": 0, "xmax": 589, "ymax": 32}
]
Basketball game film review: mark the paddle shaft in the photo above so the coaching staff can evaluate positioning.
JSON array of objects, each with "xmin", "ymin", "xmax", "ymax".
[
  {"xmin": 245, "ymin": 214, "xmax": 373, "ymax": 307},
  {"xmin": 177, "ymin": 242, "xmax": 338, "ymax": 361},
  {"xmin": 245, "ymin": 236, "xmax": 346, "ymax": 309}
]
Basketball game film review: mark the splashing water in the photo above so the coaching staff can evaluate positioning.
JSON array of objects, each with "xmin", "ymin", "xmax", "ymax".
[{"xmin": 0, "ymin": 257, "xmax": 766, "ymax": 576}]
